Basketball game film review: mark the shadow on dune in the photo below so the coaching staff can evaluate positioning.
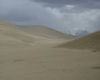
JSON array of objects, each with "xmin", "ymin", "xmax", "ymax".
[{"xmin": 92, "ymin": 66, "xmax": 100, "ymax": 70}]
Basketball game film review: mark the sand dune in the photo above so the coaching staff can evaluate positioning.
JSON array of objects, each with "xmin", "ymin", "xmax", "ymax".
[
  {"xmin": 0, "ymin": 20, "xmax": 100, "ymax": 80},
  {"xmin": 0, "ymin": 20, "xmax": 51, "ymax": 46},
  {"xmin": 0, "ymin": 19, "xmax": 14, "ymax": 25},
  {"xmin": 17, "ymin": 25, "xmax": 74, "ymax": 39},
  {"xmin": 0, "ymin": 23, "xmax": 35, "ymax": 46},
  {"xmin": 58, "ymin": 31, "xmax": 100, "ymax": 51},
  {"xmin": 0, "ymin": 20, "xmax": 73, "ymax": 46}
]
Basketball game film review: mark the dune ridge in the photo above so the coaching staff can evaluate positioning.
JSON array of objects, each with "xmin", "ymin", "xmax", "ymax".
[
  {"xmin": 17, "ymin": 25, "xmax": 74, "ymax": 39},
  {"xmin": 58, "ymin": 31, "xmax": 100, "ymax": 51}
]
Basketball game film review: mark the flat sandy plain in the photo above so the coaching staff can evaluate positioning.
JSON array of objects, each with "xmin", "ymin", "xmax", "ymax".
[{"xmin": 0, "ymin": 20, "xmax": 100, "ymax": 80}]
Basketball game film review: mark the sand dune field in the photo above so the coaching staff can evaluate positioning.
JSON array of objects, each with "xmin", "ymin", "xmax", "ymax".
[{"xmin": 0, "ymin": 20, "xmax": 100, "ymax": 80}]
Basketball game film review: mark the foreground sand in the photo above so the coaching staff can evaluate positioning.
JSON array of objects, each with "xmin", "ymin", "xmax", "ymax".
[{"xmin": 0, "ymin": 39, "xmax": 100, "ymax": 80}]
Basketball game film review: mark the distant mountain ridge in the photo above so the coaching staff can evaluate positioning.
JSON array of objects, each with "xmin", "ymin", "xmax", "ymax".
[{"xmin": 74, "ymin": 30, "xmax": 89, "ymax": 36}]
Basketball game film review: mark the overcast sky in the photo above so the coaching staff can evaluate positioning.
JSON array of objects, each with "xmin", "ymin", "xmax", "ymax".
[{"xmin": 0, "ymin": 0, "xmax": 100, "ymax": 35}]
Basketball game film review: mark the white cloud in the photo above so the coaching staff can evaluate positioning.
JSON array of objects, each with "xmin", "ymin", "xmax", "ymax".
[{"xmin": 65, "ymin": 5, "xmax": 75, "ymax": 10}]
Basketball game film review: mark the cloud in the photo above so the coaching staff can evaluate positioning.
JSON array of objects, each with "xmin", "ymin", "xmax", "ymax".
[
  {"xmin": 0, "ymin": 0, "xmax": 100, "ymax": 35},
  {"xmin": 33, "ymin": 0, "xmax": 100, "ymax": 9}
]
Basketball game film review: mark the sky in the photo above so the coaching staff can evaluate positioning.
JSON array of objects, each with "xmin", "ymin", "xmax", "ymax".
[{"xmin": 0, "ymin": 0, "xmax": 100, "ymax": 35}]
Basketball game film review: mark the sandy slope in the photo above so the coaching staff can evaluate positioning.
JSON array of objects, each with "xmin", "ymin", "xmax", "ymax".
[
  {"xmin": 17, "ymin": 25, "xmax": 74, "ymax": 39},
  {"xmin": 0, "ymin": 20, "xmax": 100, "ymax": 80},
  {"xmin": 58, "ymin": 31, "xmax": 100, "ymax": 51},
  {"xmin": 0, "ymin": 20, "xmax": 48, "ymax": 46},
  {"xmin": 0, "ymin": 40, "xmax": 100, "ymax": 80},
  {"xmin": 0, "ymin": 20, "xmax": 73, "ymax": 45}
]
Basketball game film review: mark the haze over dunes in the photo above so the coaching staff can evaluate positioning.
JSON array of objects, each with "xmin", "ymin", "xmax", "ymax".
[
  {"xmin": 0, "ymin": 20, "xmax": 100, "ymax": 80},
  {"xmin": 58, "ymin": 31, "xmax": 100, "ymax": 51}
]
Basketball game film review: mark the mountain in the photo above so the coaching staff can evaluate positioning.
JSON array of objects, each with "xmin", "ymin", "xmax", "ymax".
[{"xmin": 74, "ymin": 30, "xmax": 89, "ymax": 36}]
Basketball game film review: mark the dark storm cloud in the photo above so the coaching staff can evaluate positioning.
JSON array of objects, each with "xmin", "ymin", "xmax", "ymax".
[
  {"xmin": 33, "ymin": 0, "xmax": 86, "ymax": 4},
  {"xmin": 33, "ymin": 0, "xmax": 100, "ymax": 9}
]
